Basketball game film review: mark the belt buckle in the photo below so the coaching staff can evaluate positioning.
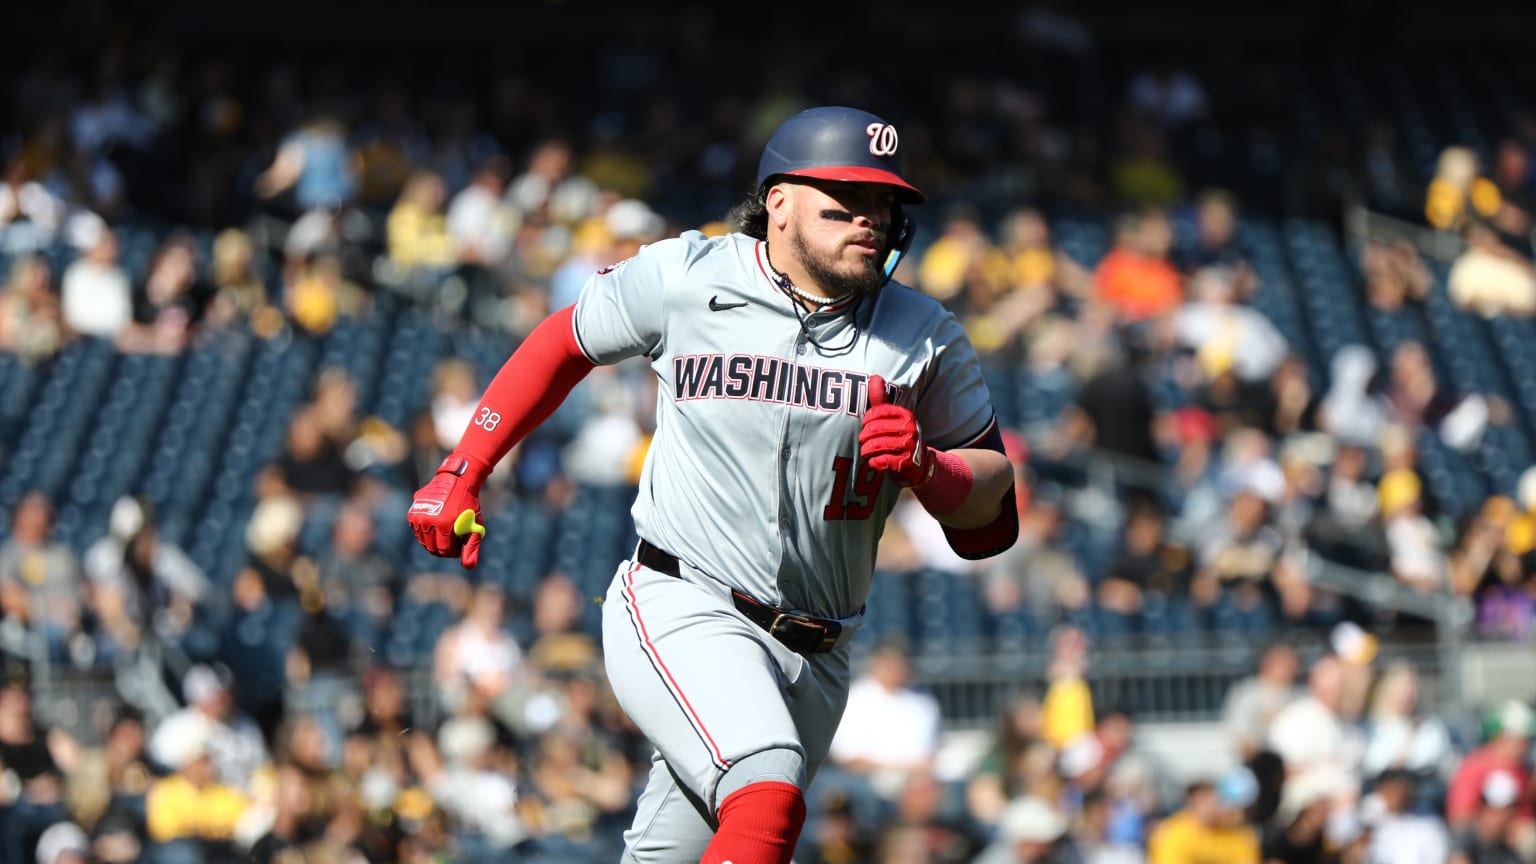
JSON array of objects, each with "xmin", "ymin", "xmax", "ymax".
[
  {"xmin": 767, "ymin": 612, "xmax": 791, "ymax": 638},
  {"xmin": 767, "ymin": 612, "xmax": 836, "ymax": 654}
]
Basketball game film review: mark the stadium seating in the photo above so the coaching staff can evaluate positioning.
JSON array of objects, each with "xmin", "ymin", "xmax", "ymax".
[{"xmin": 0, "ymin": 195, "xmax": 1525, "ymax": 668}]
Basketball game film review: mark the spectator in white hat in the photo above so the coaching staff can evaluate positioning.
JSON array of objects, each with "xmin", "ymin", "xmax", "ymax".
[
  {"xmin": 411, "ymin": 715, "xmax": 527, "ymax": 854},
  {"xmin": 1449, "ymin": 770, "xmax": 1527, "ymax": 864},
  {"xmin": 83, "ymin": 495, "xmax": 208, "ymax": 657},
  {"xmin": 972, "ymin": 795, "xmax": 1077, "ymax": 864},
  {"xmin": 148, "ymin": 663, "xmax": 269, "ymax": 788},
  {"xmin": 144, "ymin": 713, "xmax": 251, "ymax": 849},
  {"xmin": 1329, "ymin": 620, "xmax": 1380, "ymax": 723},
  {"xmin": 1446, "ymin": 700, "xmax": 1534, "ymax": 830},
  {"xmin": 32, "ymin": 821, "xmax": 87, "ymax": 864}
]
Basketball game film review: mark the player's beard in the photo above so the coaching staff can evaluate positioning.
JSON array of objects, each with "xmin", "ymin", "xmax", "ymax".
[{"xmin": 789, "ymin": 226, "xmax": 885, "ymax": 298}]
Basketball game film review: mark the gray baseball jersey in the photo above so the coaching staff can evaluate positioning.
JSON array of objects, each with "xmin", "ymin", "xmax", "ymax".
[
  {"xmin": 577, "ymin": 229, "xmax": 998, "ymax": 862},
  {"xmin": 574, "ymin": 229, "xmax": 997, "ymax": 619}
]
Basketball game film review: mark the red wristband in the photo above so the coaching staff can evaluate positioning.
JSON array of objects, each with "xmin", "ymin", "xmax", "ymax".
[{"xmin": 913, "ymin": 449, "xmax": 973, "ymax": 516}]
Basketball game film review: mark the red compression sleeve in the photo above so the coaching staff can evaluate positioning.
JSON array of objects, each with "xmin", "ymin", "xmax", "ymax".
[
  {"xmin": 913, "ymin": 449, "xmax": 973, "ymax": 516},
  {"xmin": 455, "ymin": 305, "xmax": 597, "ymax": 467},
  {"xmin": 702, "ymin": 781, "xmax": 806, "ymax": 864}
]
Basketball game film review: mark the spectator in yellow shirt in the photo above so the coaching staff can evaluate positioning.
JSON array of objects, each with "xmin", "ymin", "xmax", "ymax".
[
  {"xmin": 1148, "ymin": 770, "xmax": 1261, "ymax": 864},
  {"xmin": 1041, "ymin": 625, "xmax": 1095, "ymax": 750},
  {"xmin": 387, "ymin": 171, "xmax": 457, "ymax": 271},
  {"xmin": 917, "ymin": 206, "xmax": 1005, "ymax": 303},
  {"xmin": 1425, "ymin": 146, "xmax": 1505, "ymax": 233},
  {"xmin": 145, "ymin": 718, "xmax": 251, "ymax": 848}
]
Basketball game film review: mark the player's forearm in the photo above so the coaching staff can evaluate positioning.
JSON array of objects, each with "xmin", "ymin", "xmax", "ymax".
[
  {"xmin": 454, "ymin": 305, "xmax": 596, "ymax": 470},
  {"xmin": 925, "ymin": 448, "xmax": 1012, "ymax": 529}
]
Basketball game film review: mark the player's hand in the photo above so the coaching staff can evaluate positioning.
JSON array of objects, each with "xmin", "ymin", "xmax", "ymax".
[
  {"xmin": 860, "ymin": 375, "xmax": 936, "ymax": 488},
  {"xmin": 407, "ymin": 452, "xmax": 492, "ymax": 569}
]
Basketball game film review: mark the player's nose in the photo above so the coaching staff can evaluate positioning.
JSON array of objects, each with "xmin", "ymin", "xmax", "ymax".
[
  {"xmin": 851, "ymin": 207, "xmax": 884, "ymax": 232},
  {"xmin": 835, "ymin": 184, "xmax": 894, "ymax": 231}
]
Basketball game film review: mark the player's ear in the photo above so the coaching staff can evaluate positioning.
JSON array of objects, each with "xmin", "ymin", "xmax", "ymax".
[{"xmin": 765, "ymin": 183, "xmax": 792, "ymax": 231}]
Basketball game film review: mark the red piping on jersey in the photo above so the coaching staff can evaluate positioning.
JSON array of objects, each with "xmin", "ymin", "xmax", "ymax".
[
  {"xmin": 754, "ymin": 241, "xmax": 859, "ymax": 313},
  {"xmin": 952, "ymin": 415, "xmax": 999, "ymax": 450},
  {"xmin": 621, "ymin": 561, "xmax": 733, "ymax": 773},
  {"xmin": 570, "ymin": 303, "xmax": 600, "ymax": 365}
]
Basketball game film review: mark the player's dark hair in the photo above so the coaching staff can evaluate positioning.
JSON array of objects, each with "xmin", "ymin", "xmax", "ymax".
[{"xmin": 728, "ymin": 188, "xmax": 769, "ymax": 240}]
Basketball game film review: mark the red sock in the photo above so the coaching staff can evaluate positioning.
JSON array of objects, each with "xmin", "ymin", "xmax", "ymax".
[{"xmin": 701, "ymin": 781, "xmax": 807, "ymax": 864}]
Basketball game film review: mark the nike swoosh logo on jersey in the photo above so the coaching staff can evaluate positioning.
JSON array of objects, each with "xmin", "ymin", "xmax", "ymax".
[{"xmin": 709, "ymin": 296, "xmax": 748, "ymax": 311}]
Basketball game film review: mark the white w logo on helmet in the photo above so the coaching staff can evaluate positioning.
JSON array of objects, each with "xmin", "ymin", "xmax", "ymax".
[{"xmin": 865, "ymin": 122, "xmax": 899, "ymax": 157}]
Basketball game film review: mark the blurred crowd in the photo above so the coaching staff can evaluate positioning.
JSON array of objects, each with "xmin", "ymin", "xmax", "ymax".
[
  {"xmin": 2, "ymin": 5, "xmax": 1536, "ymax": 863},
  {"xmin": 1426, "ymin": 141, "xmax": 1536, "ymax": 320},
  {"xmin": 798, "ymin": 624, "xmax": 1536, "ymax": 864},
  {"xmin": 875, "ymin": 186, "xmax": 1536, "ymax": 646},
  {"xmin": 2, "ymin": 617, "xmax": 1534, "ymax": 864},
  {"xmin": 0, "ymin": 630, "xmax": 650, "ymax": 864}
]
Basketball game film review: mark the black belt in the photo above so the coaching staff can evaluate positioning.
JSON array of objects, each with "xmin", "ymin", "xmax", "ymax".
[{"xmin": 635, "ymin": 540, "xmax": 843, "ymax": 655}]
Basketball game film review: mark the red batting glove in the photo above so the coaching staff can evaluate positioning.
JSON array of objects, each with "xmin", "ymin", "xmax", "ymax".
[
  {"xmin": 859, "ymin": 375, "xmax": 936, "ymax": 488},
  {"xmin": 408, "ymin": 452, "xmax": 492, "ymax": 569}
]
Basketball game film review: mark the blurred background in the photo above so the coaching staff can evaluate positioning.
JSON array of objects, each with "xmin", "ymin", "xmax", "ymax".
[{"xmin": 1, "ymin": 1, "xmax": 1536, "ymax": 862}]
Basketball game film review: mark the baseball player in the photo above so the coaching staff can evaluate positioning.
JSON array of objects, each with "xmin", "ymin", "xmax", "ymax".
[{"xmin": 408, "ymin": 106, "xmax": 1019, "ymax": 864}]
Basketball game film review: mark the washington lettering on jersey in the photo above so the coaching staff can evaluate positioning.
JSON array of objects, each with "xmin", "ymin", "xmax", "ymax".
[
  {"xmin": 574, "ymin": 231, "xmax": 996, "ymax": 615},
  {"xmin": 672, "ymin": 353, "xmax": 871, "ymax": 415}
]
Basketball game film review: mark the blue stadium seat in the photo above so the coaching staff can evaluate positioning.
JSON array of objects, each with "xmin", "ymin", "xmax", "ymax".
[
  {"xmin": 1475, "ymin": 426, "xmax": 1523, "ymax": 497},
  {"xmin": 294, "ymin": 506, "xmax": 337, "ymax": 560},
  {"xmin": 912, "ymin": 569, "xmax": 964, "ymax": 651},
  {"xmin": 1279, "ymin": 221, "xmax": 1373, "ymax": 366},
  {"xmin": 417, "ymin": 602, "xmax": 456, "ymax": 653},
  {"xmin": 866, "ymin": 569, "xmax": 915, "ymax": 641},
  {"xmin": 989, "ymin": 605, "xmax": 1041, "ymax": 660},
  {"xmin": 1014, "ymin": 367, "xmax": 1076, "ymax": 428},
  {"xmin": 1416, "ymin": 429, "xmax": 1483, "ymax": 521},
  {"xmin": 0, "ymin": 354, "xmax": 42, "ymax": 449},
  {"xmin": 944, "ymin": 576, "xmax": 989, "ymax": 649},
  {"xmin": 44, "ymin": 241, "xmax": 79, "ymax": 277}
]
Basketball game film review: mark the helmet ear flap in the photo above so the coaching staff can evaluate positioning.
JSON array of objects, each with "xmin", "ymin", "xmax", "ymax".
[{"xmin": 882, "ymin": 209, "xmax": 915, "ymax": 285}]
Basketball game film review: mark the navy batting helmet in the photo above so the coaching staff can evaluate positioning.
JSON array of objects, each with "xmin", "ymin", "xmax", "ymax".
[{"xmin": 757, "ymin": 106, "xmax": 926, "ymax": 204}]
